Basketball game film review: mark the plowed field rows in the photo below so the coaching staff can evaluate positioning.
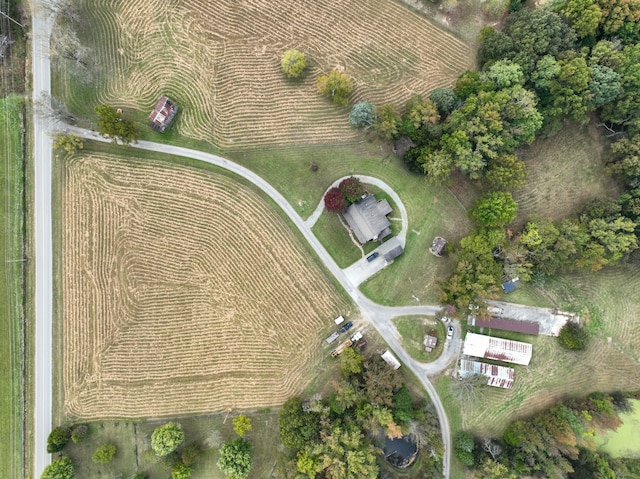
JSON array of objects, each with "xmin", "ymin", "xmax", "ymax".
[
  {"xmin": 60, "ymin": 153, "xmax": 349, "ymax": 419},
  {"xmin": 66, "ymin": 0, "xmax": 472, "ymax": 148}
]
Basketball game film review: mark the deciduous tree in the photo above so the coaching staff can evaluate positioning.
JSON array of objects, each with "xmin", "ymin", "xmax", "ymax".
[
  {"xmin": 374, "ymin": 103, "xmax": 402, "ymax": 140},
  {"xmin": 338, "ymin": 177, "xmax": 365, "ymax": 204},
  {"xmin": 317, "ymin": 70, "xmax": 353, "ymax": 107},
  {"xmin": 41, "ymin": 456, "xmax": 75, "ymax": 479},
  {"xmin": 281, "ymin": 49, "xmax": 307, "ymax": 78},
  {"xmin": 95, "ymin": 104, "xmax": 139, "ymax": 145},
  {"xmin": 323, "ymin": 187, "xmax": 347, "ymax": 213},
  {"xmin": 339, "ymin": 347, "xmax": 364, "ymax": 377},
  {"xmin": 279, "ymin": 397, "xmax": 321, "ymax": 450},
  {"xmin": 217, "ymin": 438, "xmax": 252, "ymax": 479},
  {"xmin": 92, "ymin": 443, "xmax": 117, "ymax": 464},
  {"xmin": 429, "ymin": 87, "xmax": 459, "ymax": 116},
  {"xmin": 47, "ymin": 426, "xmax": 71, "ymax": 453},
  {"xmin": 53, "ymin": 133, "xmax": 83, "ymax": 153},
  {"xmin": 471, "ymin": 191, "xmax": 518, "ymax": 227},
  {"xmin": 554, "ymin": 0, "xmax": 602, "ymax": 38},
  {"xmin": 233, "ymin": 415, "xmax": 252, "ymax": 437},
  {"xmin": 151, "ymin": 422, "xmax": 185, "ymax": 457}
]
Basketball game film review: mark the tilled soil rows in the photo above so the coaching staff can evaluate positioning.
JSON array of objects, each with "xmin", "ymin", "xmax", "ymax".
[
  {"xmin": 70, "ymin": 0, "xmax": 473, "ymax": 148},
  {"xmin": 60, "ymin": 153, "xmax": 349, "ymax": 419}
]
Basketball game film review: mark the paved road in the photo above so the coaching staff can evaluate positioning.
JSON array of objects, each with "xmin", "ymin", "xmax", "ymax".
[
  {"xmin": 66, "ymin": 126, "xmax": 455, "ymax": 478},
  {"xmin": 31, "ymin": 3, "xmax": 54, "ymax": 478}
]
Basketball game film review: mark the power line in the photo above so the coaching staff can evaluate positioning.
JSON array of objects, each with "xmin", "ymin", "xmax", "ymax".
[{"xmin": 0, "ymin": 9, "xmax": 22, "ymax": 27}]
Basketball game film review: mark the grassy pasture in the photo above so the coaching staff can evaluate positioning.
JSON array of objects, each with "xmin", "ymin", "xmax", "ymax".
[
  {"xmin": 56, "ymin": 148, "xmax": 352, "ymax": 420},
  {"xmin": 513, "ymin": 121, "xmax": 618, "ymax": 228},
  {"xmin": 233, "ymin": 142, "xmax": 473, "ymax": 305},
  {"xmin": 452, "ymin": 120, "xmax": 640, "ymax": 436},
  {"xmin": 54, "ymin": 0, "xmax": 473, "ymax": 149},
  {"xmin": 54, "ymin": 413, "xmax": 280, "ymax": 479},
  {"xmin": 0, "ymin": 95, "xmax": 25, "ymax": 479},
  {"xmin": 393, "ymin": 315, "xmax": 446, "ymax": 362}
]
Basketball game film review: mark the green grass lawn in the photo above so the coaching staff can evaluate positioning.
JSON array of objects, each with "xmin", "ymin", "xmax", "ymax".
[
  {"xmin": 231, "ymin": 142, "xmax": 472, "ymax": 305},
  {"xmin": 0, "ymin": 94, "xmax": 25, "ymax": 479},
  {"xmin": 57, "ymin": 413, "xmax": 280, "ymax": 479},
  {"xmin": 311, "ymin": 184, "xmax": 400, "ymax": 268},
  {"xmin": 393, "ymin": 316, "xmax": 445, "ymax": 362},
  {"xmin": 434, "ymin": 376, "xmax": 465, "ymax": 479}
]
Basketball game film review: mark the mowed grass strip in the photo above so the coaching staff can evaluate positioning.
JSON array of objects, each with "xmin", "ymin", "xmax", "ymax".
[
  {"xmin": 57, "ymin": 149, "xmax": 351, "ymax": 419},
  {"xmin": 52, "ymin": 412, "xmax": 280, "ymax": 479},
  {"xmin": 0, "ymin": 95, "xmax": 25, "ymax": 479},
  {"xmin": 56, "ymin": 0, "xmax": 472, "ymax": 149},
  {"xmin": 513, "ymin": 121, "xmax": 619, "ymax": 228},
  {"xmin": 233, "ymin": 142, "xmax": 472, "ymax": 305},
  {"xmin": 393, "ymin": 316, "xmax": 445, "ymax": 362}
]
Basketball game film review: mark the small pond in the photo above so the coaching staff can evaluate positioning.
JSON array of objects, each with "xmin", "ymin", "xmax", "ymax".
[
  {"xmin": 383, "ymin": 435, "xmax": 419, "ymax": 469},
  {"xmin": 596, "ymin": 399, "xmax": 640, "ymax": 458}
]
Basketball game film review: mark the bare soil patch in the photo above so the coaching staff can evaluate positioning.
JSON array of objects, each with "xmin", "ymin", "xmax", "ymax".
[{"xmin": 59, "ymin": 153, "xmax": 350, "ymax": 419}]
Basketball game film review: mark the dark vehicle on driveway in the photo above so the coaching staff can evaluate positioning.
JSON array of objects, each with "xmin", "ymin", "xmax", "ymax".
[
  {"xmin": 366, "ymin": 252, "xmax": 379, "ymax": 262},
  {"xmin": 355, "ymin": 340, "xmax": 367, "ymax": 351},
  {"xmin": 340, "ymin": 321, "xmax": 353, "ymax": 333}
]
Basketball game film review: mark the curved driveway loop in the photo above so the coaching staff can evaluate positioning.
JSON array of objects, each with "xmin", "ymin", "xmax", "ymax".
[{"xmin": 63, "ymin": 126, "xmax": 455, "ymax": 477}]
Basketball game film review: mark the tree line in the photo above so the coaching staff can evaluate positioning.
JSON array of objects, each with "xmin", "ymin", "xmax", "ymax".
[
  {"xmin": 364, "ymin": 0, "xmax": 640, "ymax": 313},
  {"xmin": 454, "ymin": 391, "xmax": 640, "ymax": 478},
  {"xmin": 41, "ymin": 415, "xmax": 254, "ymax": 479}
]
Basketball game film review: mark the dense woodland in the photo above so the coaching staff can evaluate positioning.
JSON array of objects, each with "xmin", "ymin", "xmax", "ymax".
[
  {"xmin": 454, "ymin": 392, "xmax": 640, "ymax": 478},
  {"xmin": 349, "ymin": 0, "xmax": 640, "ymax": 314},
  {"xmin": 275, "ymin": 350, "xmax": 443, "ymax": 479}
]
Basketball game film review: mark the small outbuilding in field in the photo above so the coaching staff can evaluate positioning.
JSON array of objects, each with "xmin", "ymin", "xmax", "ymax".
[
  {"xmin": 381, "ymin": 350, "xmax": 401, "ymax": 369},
  {"xmin": 423, "ymin": 334, "xmax": 437, "ymax": 352},
  {"xmin": 429, "ymin": 236, "xmax": 447, "ymax": 256},
  {"xmin": 148, "ymin": 95, "xmax": 178, "ymax": 132}
]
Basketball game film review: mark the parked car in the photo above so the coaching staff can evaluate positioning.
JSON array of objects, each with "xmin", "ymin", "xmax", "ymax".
[
  {"xmin": 355, "ymin": 340, "xmax": 367, "ymax": 351},
  {"xmin": 366, "ymin": 252, "xmax": 379, "ymax": 262},
  {"xmin": 447, "ymin": 326, "xmax": 454, "ymax": 339},
  {"xmin": 340, "ymin": 321, "xmax": 353, "ymax": 333}
]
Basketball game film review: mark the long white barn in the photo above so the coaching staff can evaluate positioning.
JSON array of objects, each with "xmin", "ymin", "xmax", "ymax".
[
  {"xmin": 463, "ymin": 332, "xmax": 532, "ymax": 366},
  {"xmin": 459, "ymin": 359, "xmax": 515, "ymax": 389}
]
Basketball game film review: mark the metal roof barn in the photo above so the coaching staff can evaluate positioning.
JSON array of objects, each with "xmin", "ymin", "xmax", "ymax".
[
  {"xmin": 463, "ymin": 332, "xmax": 532, "ymax": 365},
  {"xmin": 469, "ymin": 315, "xmax": 540, "ymax": 335},
  {"xmin": 459, "ymin": 359, "xmax": 515, "ymax": 389}
]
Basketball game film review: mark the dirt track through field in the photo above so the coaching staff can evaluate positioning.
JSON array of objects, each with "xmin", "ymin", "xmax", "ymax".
[
  {"xmin": 71, "ymin": 0, "xmax": 472, "ymax": 148},
  {"xmin": 60, "ymin": 153, "xmax": 349, "ymax": 419}
]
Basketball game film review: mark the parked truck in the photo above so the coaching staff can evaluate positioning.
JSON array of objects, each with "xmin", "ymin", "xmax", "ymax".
[{"xmin": 331, "ymin": 339, "xmax": 353, "ymax": 358}]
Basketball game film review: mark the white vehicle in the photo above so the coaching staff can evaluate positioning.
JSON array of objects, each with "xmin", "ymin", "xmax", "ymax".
[
  {"xmin": 350, "ymin": 331, "xmax": 363, "ymax": 343},
  {"xmin": 447, "ymin": 326, "xmax": 454, "ymax": 339}
]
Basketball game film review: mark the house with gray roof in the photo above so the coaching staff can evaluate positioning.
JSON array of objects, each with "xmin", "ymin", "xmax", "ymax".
[
  {"xmin": 378, "ymin": 236, "xmax": 404, "ymax": 262},
  {"xmin": 343, "ymin": 195, "xmax": 392, "ymax": 244}
]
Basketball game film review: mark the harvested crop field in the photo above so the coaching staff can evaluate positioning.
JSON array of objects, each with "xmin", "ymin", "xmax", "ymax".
[
  {"xmin": 58, "ymin": 152, "xmax": 350, "ymax": 419},
  {"xmin": 60, "ymin": 0, "xmax": 473, "ymax": 148}
]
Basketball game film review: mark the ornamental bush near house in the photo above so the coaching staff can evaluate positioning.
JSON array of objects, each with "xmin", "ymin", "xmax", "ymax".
[{"xmin": 324, "ymin": 187, "xmax": 347, "ymax": 213}]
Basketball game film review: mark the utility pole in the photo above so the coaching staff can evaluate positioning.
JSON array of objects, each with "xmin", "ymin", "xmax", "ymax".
[{"xmin": 0, "ymin": 10, "xmax": 23, "ymax": 27}]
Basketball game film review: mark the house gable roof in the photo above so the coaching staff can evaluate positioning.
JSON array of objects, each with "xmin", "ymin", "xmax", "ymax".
[
  {"xmin": 343, "ymin": 195, "xmax": 392, "ymax": 244},
  {"xmin": 148, "ymin": 96, "xmax": 178, "ymax": 132}
]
